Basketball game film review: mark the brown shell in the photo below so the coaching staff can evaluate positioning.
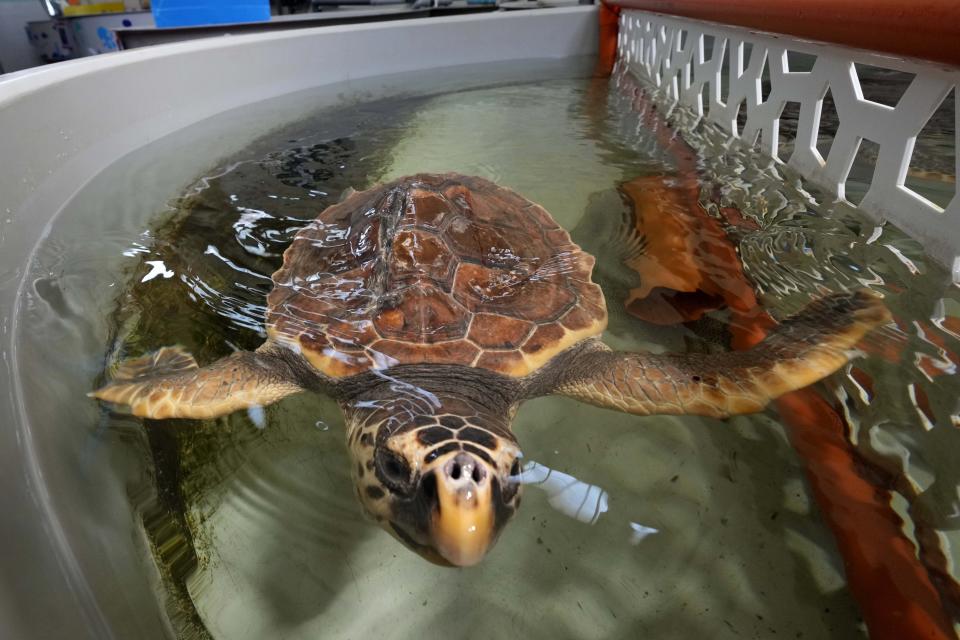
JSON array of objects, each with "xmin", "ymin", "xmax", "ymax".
[{"xmin": 266, "ymin": 173, "xmax": 606, "ymax": 378}]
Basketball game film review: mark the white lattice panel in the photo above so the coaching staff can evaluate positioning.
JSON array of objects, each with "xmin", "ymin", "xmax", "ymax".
[{"xmin": 617, "ymin": 10, "xmax": 960, "ymax": 268}]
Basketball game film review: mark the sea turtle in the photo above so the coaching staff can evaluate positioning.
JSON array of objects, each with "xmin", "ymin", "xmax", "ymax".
[{"xmin": 92, "ymin": 173, "xmax": 890, "ymax": 566}]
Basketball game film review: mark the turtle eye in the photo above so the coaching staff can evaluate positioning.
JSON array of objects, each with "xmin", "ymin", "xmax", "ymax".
[{"xmin": 375, "ymin": 447, "xmax": 412, "ymax": 493}]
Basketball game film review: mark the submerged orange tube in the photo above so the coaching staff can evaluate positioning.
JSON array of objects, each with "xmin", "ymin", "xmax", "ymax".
[
  {"xmin": 732, "ymin": 302, "xmax": 956, "ymax": 638},
  {"xmin": 616, "ymin": 75, "xmax": 764, "ymax": 327},
  {"xmin": 605, "ymin": 49, "xmax": 958, "ymax": 636},
  {"xmin": 776, "ymin": 390, "xmax": 956, "ymax": 639},
  {"xmin": 618, "ymin": 175, "xmax": 726, "ymax": 324}
]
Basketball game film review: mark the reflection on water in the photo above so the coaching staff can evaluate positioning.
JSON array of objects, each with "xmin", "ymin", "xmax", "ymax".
[{"xmin": 86, "ymin": 73, "xmax": 960, "ymax": 639}]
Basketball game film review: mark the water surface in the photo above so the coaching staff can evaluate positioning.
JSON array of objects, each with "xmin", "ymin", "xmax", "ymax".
[{"xmin": 26, "ymin": 66, "xmax": 960, "ymax": 638}]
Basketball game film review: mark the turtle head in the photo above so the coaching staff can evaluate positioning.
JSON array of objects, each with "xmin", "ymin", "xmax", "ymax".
[{"xmin": 344, "ymin": 397, "xmax": 522, "ymax": 567}]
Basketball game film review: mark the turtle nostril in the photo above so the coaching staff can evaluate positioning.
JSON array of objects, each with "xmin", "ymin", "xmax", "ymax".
[{"xmin": 445, "ymin": 453, "xmax": 485, "ymax": 484}]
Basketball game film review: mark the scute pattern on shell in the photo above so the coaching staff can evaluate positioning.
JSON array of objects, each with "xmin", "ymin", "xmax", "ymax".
[{"xmin": 266, "ymin": 173, "xmax": 606, "ymax": 378}]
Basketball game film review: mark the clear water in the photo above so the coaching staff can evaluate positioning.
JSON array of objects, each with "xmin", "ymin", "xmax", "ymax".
[{"xmin": 24, "ymin": 64, "xmax": 960, "ymax": 639}]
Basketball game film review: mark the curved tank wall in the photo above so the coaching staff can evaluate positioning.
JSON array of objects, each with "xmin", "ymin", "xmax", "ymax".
[{"xmin": 0, "ymin": 9, "xmax": 598, "ymax": 638}]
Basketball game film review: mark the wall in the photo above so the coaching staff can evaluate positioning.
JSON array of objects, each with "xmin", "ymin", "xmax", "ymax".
[{"xmin": 0, "ymin": 0, "xmax": 49, "ymax": 72}]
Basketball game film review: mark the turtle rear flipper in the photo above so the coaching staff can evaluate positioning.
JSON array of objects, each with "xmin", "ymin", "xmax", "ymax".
[
  {"xmin": 555, "ymin": 290, "xmax": 891, "ymax": 418},
  {"xmin": 91, "ymin": 346, "xmax": 305, "ymax": 420}
]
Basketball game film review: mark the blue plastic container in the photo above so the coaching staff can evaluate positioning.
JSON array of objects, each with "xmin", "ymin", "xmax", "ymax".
[{"xmin": 152, "ymin": 0, "xmax": 271, "ymax": 28}]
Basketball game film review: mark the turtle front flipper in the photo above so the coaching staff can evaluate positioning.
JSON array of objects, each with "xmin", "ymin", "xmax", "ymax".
[
  {"xmin": 554, "ymin": 290, "xmax": 891, "ymax": 418},
  {"xmin": 90, "ymin": 345, "xmax": 307, "ymax": 419}
]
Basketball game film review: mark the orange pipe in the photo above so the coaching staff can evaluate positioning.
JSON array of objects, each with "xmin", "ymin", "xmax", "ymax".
[
  {"xmin": 734, "ymin": 311, "xmax": 956, "ymax": 638},
  {"xmin": 595, "ymin": 2, "xmax": 620, "ymax": 77},
  {"xmin": 616, "ymin": 77, "xmax": 761, "ymax": 324},
  {"xmin": 618, "ymin": 175, "xmax": 729, "ymax": 323},
  {"xmin": 603, "ymin": 0, "xmax": 960, "ymax": 68},
  {"xmin": 610, "ymin": 69, "xmax": 958, "ymax": 637},
  {"xmin": 775, "ymin": 390, "xmax": 957, "ymax": 640}
]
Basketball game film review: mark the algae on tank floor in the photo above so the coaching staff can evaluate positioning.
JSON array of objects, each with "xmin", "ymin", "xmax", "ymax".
[{"xmin": 101, "ymin": 95, "xmax": 425, "ymax": 638}]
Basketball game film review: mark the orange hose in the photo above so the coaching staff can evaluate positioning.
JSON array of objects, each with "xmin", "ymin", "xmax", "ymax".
[
  {"xmin": 732, "ymin": 304, "xmax": 955, "ymax": 639},
  {"xmin": 610, "ymin": 65, "xmax": 957, "ymax": 637},
  {"xmin": 618, "ymin": 174, "xmax": 757, "ymax": 324},
  {"xmin": 776, "ymin": 390, "xmax": 956, "ymax": 640},
  {"xmin": 617, "ymin": 76, "xmax": 760, "ymax": 324},
  {"xmin": 595, "ymin": 2, "xmax": 621, "ymax": 77}
]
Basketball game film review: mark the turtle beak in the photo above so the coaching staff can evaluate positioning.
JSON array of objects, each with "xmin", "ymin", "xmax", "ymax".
[{"xmin": 429, "ymin": 452, "xmax": 495, "ymax": 567}]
